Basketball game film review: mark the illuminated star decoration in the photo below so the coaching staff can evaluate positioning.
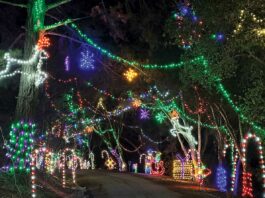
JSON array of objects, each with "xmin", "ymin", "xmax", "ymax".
[
  {"xmin": 140, "ymin": 109, "xmax": 150, "ymax": 120},
  {"xmin": 80, "ymin": 49, "xmax": 95, "ymax": 70},
  {"xmin": 155, "ymin": 112, "xmax": 166, "ymax": 124},
  {"xmin": 123, "ymin": 68, "xmax": 138, "ymax": 82}
]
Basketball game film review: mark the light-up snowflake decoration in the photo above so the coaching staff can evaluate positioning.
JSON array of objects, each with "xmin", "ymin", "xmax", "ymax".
[
  {"xmin": 140, "ymin": 109, "xmax": 150, "ymax": 120},
  {"xmin": 80, "ymin": 50, "xmax": 95, "ymax": 70},
  {"xmin": 155, "ymin": 112, "xmax": 166, "ymax": 124},
  {"xmin": 123, "ymin": 68, "xmax": 138, "ymax": 82}
]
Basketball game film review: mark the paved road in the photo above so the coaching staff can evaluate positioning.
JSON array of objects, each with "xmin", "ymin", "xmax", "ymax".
[{"xmin": 77, "ymin": 170, "xmax": 195, "ymax": 198}]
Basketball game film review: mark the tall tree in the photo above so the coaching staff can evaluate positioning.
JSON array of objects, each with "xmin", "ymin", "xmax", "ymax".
[{"xmin": 0, "ymin": 0, "xmax": 71, "ymax": 120}]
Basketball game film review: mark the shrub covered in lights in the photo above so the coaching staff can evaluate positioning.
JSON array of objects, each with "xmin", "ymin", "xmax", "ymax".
[{"xmin": 5, "ymin": 121, "xmax": 36, "ymax": 173}]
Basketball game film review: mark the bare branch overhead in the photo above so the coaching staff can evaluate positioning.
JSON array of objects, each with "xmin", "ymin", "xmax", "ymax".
[
  {"xmin": 0, "ymin": 0, "xmax": 27, "ymax": 8},
  {"xmin": 46, "ymin": 0, "xmax": 71, "ymax": 11}
]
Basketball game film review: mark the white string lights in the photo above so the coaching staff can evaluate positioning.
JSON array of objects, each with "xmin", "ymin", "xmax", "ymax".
[{"xmin": 0, "ymin": 46, "xmax": 48, "ymax": 86}]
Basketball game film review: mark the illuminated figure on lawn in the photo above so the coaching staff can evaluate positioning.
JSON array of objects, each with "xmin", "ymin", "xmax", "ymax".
[{"xmin": 140, "ymin": 149, "xmax": 165, "ymax": 175}]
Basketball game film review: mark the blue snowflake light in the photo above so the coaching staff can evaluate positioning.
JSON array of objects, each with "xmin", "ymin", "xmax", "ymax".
[{"xmin": 80, "ymin": 50, "xmax": 95, "ymax": 70}]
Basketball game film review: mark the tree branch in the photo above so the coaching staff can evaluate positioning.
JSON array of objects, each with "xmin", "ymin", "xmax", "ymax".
[
  {"xmin": 43, "ymin": 19, "xmax": 73, "ymax": 31},
  {"xmin": 0, "ymin": 0, "xmax": 27, "ymax": 8},
  {"xmin": 46, "ymin": 0, "xmax": 71, "ymax": 11}
]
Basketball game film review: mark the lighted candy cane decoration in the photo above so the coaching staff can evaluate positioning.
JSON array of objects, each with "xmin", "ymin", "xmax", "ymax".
[
  {"xmin": 31, "ymin": 151, "xmax": 37, "ymax": 198},
  {"xmin": 241, "ymin": 133, "xmax": 265, "ymax": 198},
  {"xmin": 89, "ymin": 152, "xmax": 95, "ymax": 170},
  {"xmin": 65, "ymin": 148, "xmax": 77, "ymax": 184},
  {"xmin": 139, "ymin": 153, "xmax": 146, "ymax": 164},
  {"xmin": 232, "ymin": 152, "xmax": 240, "ymax": 195},
  {"xmin": 222, "ymin": 142, "xmax": 240, "ymax": 194}
]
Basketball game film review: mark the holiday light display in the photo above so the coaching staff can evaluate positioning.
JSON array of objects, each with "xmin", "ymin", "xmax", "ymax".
[
  {"xmin": 172, "ymin": 0, "xmax": 204, "ymax": 48},
  {"xmin": 72, "ymin": 23, "xmax": 265, "ymax": 135},
  {"xmin": 242, "ymin": 172, "xmax": 253, "ymax": 197},
  {"xmin": 155, "ymin": 112, "xmax": 167, "ymax": 124},
  {"xmin": 132, "ymin": 163, "xmax": 138, "ymax": 173},
  {"xmin": 216, "ymin": 166, "xmax": 227, "ymax": 192},
  {"xmin": 169, "ymin": 113, "xmax": 197, "ymax": 147},
  {"xmin": 110, "ymin": 149, "xmax": 127, "ymax": 172},
  {"xmin": 241, "ymin": 133, "xmax": 265, "ymax": 198},
  {"xmin": 89, "ymin": 152, "xmax": 95, "ymax": 170},
  {"xmin": 233, "ymin": 10, "xmax": 264, "ymax": 35},
  {"xmin": 65, "ymin": 56, "xmax": 70, "ymax": 71},
  {"xmin": 210, "ymin": 33, "xmax": 225, "ymax": 42},
  {"xmin": 0, "ymin": 45, "xmax": 48, "ymax": 87},
  {"xmin": 5, "ymin": 121, "xmax": 36, "ymax": 172},
  {"xmin": 173, "ymin": 154, "xmax": 193, "ymax": 180},
  {"xmin": 101, "ymin": 150, "xmax": 116, "ymax": 170},
  {"xmin": 80, "ymin": 49, "xmax": 95, "ymax": 70},
  {"xmin": 84, "ymin": 126, "xmax": 94, "ymax": 134},
  {"xmin": 61, "ymin": 151, "xmax": 66, "ymax": 188},
  {"xmin": 232, "ymin": 155, "xmax": 240, "ymax": 196},
  {"xmin": 140, "ymin": 150, "xmax": 165, "ymax": 175},
  {"xmin": 132, "ymin": 99, "xmax": 142, "ymax": 108},
  {"xmin": 37, "ymin": 32, "xmax": 51, "ymax": 49},
  {"xmin": 123, "ymin": 68, "xmax": 138, "ymax": 82},
  {"xmin": 140, "ymin": 109, "xmax": 150, "ymax": 120},
  {"xmin": 31, "ymin": 151, "xmax": 37, "ymax": 198}
]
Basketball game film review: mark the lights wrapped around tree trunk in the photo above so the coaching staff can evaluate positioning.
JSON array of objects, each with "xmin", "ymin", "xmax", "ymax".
[
  {"xmin": 241, "ymin": 133, "xmax": 265, "ymax": 198},
  {"xmin": 216, "ymin": 165, "xmax": 227, "ymax": 192}
]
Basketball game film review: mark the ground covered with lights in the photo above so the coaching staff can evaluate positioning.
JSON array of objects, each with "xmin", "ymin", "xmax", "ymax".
[{"xmin": 0, "ymin": 0, "xmax": 264, "ymax": 198}]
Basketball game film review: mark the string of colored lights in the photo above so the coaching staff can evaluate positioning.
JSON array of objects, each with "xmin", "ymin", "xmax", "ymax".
[{"xmin": 71, "ymin": 23, "xmax": 265, "ymax": 135}]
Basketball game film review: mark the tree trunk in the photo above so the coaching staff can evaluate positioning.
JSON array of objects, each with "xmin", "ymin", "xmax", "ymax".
[{"xmin": 15, "ymin": 0, "xmax": 45, "ymax": 120}]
